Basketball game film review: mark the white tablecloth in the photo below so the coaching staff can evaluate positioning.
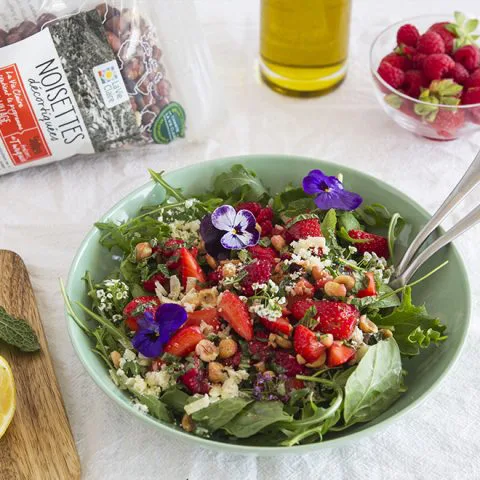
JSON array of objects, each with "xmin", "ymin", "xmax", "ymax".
[{"xmin": 1, "ymin": 1, "xmax": 480, "ymax": 478}]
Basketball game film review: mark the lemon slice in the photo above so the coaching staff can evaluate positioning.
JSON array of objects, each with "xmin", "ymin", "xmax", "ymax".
[{"xmin": 0, "ymin": 355, "xmax": 16, "ymax": 439}]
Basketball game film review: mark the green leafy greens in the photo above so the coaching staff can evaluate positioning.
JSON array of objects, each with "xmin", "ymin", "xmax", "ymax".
[{"xmin": 0, "ymin": 306, "xmax": 40, "ymax": 352}]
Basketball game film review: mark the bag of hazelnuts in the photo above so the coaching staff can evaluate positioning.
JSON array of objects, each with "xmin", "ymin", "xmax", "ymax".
[{"xmin": 0, "ymin": 0, "xmax": 222, "ymax": 175}]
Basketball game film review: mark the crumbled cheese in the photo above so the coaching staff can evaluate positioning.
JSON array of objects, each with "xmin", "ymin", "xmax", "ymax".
[
  {"xmin": 145, "ymin": 369, "xmax": 173, "ymax": 390},
  {"xmin": 220, "ymin": 378, "xmax": 239, "ymax": 399},
  {"xmin": 169, "ymin": 275, "xmax": 182, "ymax": 300},
  {"xmin": 123, "ymin": 349, "xmax": 137, "ymax": 362},
  {"xmin": 184, "ymin": 394, "xmax": 210, "ymax": 415},
  {"xmin": 350, "ymin": 326, "xmax": 364, "ymax": 346},
  {"xmin": 185, "ymin": 277, "xmax": 198, "ymax": 292},
  {"xmin": 155, "ymin": 281, "xmax": 168, "ymax": 297},
  {"xmin": 168, "ymin": 219, "xmax": 201, "ymax": 241},
  {"xmin": 133, "ymin": 400, "xmax": 149, "ymax": 414}
]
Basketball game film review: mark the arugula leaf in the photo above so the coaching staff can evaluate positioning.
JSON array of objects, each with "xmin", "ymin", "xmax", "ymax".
[
  {"xmin": 160, "ymin": 387, "xmax": 191, "ymax": 414},
  {"xmin": 213, "ymin": 164, "xmax": 268, "ymax": 201},
  {"xmin": 344, "ymin": 338, "xmax": 403, "ymax": 425},
  {"xmin": 223, "ymin": 401, "xmax": 292, "ymax": 438},
  {"xmin": 321, "ymin": 209, "xmax": 337, "ymax": 246},
  {"xmin": 192, "ymin": 398, "xmax": 251, "ymax": 431},
  {"xmin": 387, "ymin": 213, "xmax": 405, "ymax": 261},
  {"xmin": 379, "ymin": 287, "xmax": 447, "ymax": 356},
  {"xmin": 131, "ymin": 391, "xmax": 172, "ymax": 422},
  {"xmin": 272, "ymin": 186, "xmax": 316, "ymax": 216},
  {"xmin": 149, "ymin": 169, "xmax": 185, "ymax": 201},
  {"xmin": 0, "ymin": 306, "xmax": 40, "ymax": 352},
  {"xmin": 355, "ymin": 203, "xmax": 392, "ymax": 227}
]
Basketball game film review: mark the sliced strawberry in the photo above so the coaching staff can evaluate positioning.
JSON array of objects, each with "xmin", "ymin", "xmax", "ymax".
[
  {"xmin": 142, "ymin": 273, "xmax": 168, "ymax": 292},
  {"xmin": 183, "ymin": 308, "xmax": 221, "ymax": 331},
  {"xmin": 123, "ymin": 296, "xmax": 160, "ymax": 331},
  {"xmin": 218, "ymin": 291, "xmax": 253, "ymax": 341},
  {"xmin": 180, "ymin": 367, "xmax": 210, "ymax": 394},
  {"xmin": 247, "ymin": 245, "xmax": 278, "ymax": 265},
  {"xmin": 179, "ymin": 247, "xmax": 206, "ymax": 288},
  {"xmin": 164, "ymin": 326, "xmax": 204, "ymax": 357},
  {"xmin": 285, "ymin": 377, "xmax": 305, "ymax": 391},
  {"xmin": 348, "ymin": 230, "xmax": 390, "ymax": 259},
  {"xmin": 287, "ymin": 218, "xmax": 322, "ymax": 241},
  {"xmin": 327, "ymin": 341, "xmax": 356, "ymax": 367},
  {"xmin": 293, "ymin": 325, "xmax": 327, "ymax": 363},
  {"xmin": 259, "ymin": 316, "xmax": 293, "ymax": 336},
  {"xmin": 314, "ymin": 300, "xmax": 359, "ymax": 340},
  {"xmin": 357, "ymin": 272, "xmax": 377, "ymax": 298},
  {"xmin": 289, "ymin": 296, "xmax": 314, "ymax": 320}
]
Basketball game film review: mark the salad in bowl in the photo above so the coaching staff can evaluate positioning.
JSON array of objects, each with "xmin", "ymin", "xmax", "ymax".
[{"xmin": 64, "ymin": 164, "xmax": 449, "ymax": 447}]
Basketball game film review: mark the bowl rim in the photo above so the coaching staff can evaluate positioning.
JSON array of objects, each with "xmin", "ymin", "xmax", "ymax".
[
  {"xmin": 65, "ymin": 154, "xmax": 471, "ymax": 455},
  {"xmin": 370, "ymin": 13, "xmax": 480, "ymax": 108}
]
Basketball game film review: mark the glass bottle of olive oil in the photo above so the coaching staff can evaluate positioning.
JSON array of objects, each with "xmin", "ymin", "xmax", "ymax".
[{"xmin": 260, "ymin": 0, "xmax": 351, "ymax": 96}]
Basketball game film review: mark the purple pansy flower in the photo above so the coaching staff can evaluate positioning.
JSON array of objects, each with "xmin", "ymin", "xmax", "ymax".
[
  {"xmin": 132, "ymin": 303, "xmax": 187, "ymax": 358},
  {"xmin": 200, "ymin": 205, "xmax": 260, "ymax": 258},
  {"xmin": 302, "ymin": 170, "xmax": 363, "ymax": 211}
]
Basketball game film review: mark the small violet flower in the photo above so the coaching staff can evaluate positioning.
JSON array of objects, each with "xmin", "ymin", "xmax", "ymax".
[
  {"xmin": 200, "ymin": 204, "xmax": 260, "ymax": 259},
  {"xmin": 302, "ymin": 169, "xmax": 363, "ymax": 211},
  {"xmin": 132, "ymin": 303, "xmax": 187, "ymax": 358}
]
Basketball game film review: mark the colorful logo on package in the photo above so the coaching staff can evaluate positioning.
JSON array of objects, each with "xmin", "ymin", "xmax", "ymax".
[{"xmin": 93, "ymin": 60, "xmax": 129, "ymax": 109}]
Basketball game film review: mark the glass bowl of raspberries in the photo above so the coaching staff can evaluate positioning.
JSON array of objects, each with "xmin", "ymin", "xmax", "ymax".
[{"xmin": 370, "ymin": 12, "xmax": 480, "ymax": 140}]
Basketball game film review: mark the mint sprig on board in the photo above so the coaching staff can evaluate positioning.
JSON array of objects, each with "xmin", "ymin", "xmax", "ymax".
[{"xmin": 0, "ymin": 306, "xmax": 40, "ymax": 352}]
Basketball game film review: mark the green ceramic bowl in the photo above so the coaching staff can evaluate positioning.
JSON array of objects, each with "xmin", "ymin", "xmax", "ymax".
[{"xmin": 65, "ymin": 155, "xmax": 470, "ymax": 455}]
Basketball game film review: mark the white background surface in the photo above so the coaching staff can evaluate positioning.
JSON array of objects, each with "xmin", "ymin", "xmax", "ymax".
[{"xmin": 1, "ymin": 1, "xmax": 480, "ymax": 479}]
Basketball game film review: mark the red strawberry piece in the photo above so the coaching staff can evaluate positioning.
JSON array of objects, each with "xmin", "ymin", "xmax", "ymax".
[
  {"xmin": 221, "ymin": 349, "xmax": 242, "ymax": 367},
  {"xmin": 462, "ymin": 87, "xmax": 480, "ymax": 105},
  {"xmin": 448, "ymin": 62, "xmax": 470, "ymax": 85},
  {"xmin": 357, "ymin": 272, "xmax": 377, "ymax": 298},
  {"xmin": 162, "ymin": 239, "xmax": 185, "ymax": 257},
  {"xmin": 417, "ymin": 31, "xmax": 445, "ymax": 55},
  {"xmin": 465, "ymin": 68, "xmax": 480, "ymax": 88},
  {"xmin": 327, "ymin": 341, "xmax": 356, "ymax": 368},
  {"xmin": 248, "ymin": 245, "xmax": 277, "ymax": 265},
  {"xmin": 397, "ymin": 24, "xmax": 420, "ymax": 48},
  {"xmin": 260, "ymin": 220, "xmax": 273, "ymax": 237},
  {"xmin": 123, "ymin": 296, "xmax": 160, "ymax": 331},
  {"xmin": 403, "ymin": 69, "xmax": 427, "ymax": 98},
  {"xmin": 164, "ymin": 326, "xmax": 204, "ymax": 357},
  {"xmin": 293, "ymin": 325, "xmax": 326, "ymax": 363},
  {"xmin": 428, "ymin": 22, "xmax": 455, "ymax": 53},
  {"xmin": 218, "ymin": 290, "xmax": 253, "ymax": 341},
  {"xmin": 454, "ymin": 45, "xmax": 480, "ymax": 72},
  {"xmin": 259, "ymin": 316, "xmax": 293, "ymax": 336},
  {"xmin": 241, "ymin": 259, "xmax": 272, "ymax": 296},
  {"xmin": 433, "ymin": 109, "xmax": 465, "ymax": 138},
  {"xmin": 272, "ymin": 224, "xmax": 285, "ymax": 237},
  {"xmin": 382, "ymin": 53, "xmax": 412, "ymax": 71},
  {"xmin": 285, "ymin": 377, "xmax": 305, "ymax": 391},
  {"xmin": 179, "ymin": 247, "xmax": 206, "ymax": 288},
  {"xmin": 287, "ymin": 218, "xmax": 322, "ymax": 241},
  {"xmin": 290, "ymin": 297, "xmax": 315, "ymax": 320},
  {"xmin": 412, "ymin": 52, "xmax": 427, "ymax": 70},
  {"xmin": 423, "ymin": 53, "xmax": 455, "ymax": 81},
  {"xmin": 236, "ymin": 202, "xmax": 262, "ymax": 217},
  {"xmin": 314, "ymin": 300, "xmax": 359, "ymax": 340},
  {"xmin": 180, "ymin": 367, "xmax": 210, "ymax": 394},
  {"xmin": 273, "ymin": 350, "xmax": 306, "ymax": 377},
  {"xmin": 142, "ymin": 273, "xmax": 168, "ymax": 292},
  {"xmin": 377, "ymin": 61, "xmax": 405, "ymax": 89},
  {"xmin": 183, "ymin": 308, "xmax": 221, "ymax": 331},
  {"xmin": 348, "ymin": 230, "xmax": 390, "ymax": 258}
]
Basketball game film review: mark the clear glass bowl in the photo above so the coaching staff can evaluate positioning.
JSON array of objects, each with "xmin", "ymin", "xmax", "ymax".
[{"xmin": 370, "ymin": 15, "xmax": 480, "ymax": 140}]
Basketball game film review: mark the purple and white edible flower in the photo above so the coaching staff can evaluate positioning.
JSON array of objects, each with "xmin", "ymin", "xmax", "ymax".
[
  {"xmin": 132, "ymin": 303, "xmax": 187, "ymax": 358},
  {"xmin": 200, "ymin": 204, "xmax": 259, "ymax": 258},
  {"xmin": 302, "ymin": 169, "xmax": 363, "ymax": 211}
]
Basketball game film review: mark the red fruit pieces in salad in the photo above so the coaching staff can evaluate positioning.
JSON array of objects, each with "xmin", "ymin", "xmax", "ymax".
[
  {"xmin": 259, "ymin": 316, "xmax": 293, "ymax": 337},
  {"xmin": 123, "ymin": 296, "xmax": 160, "ymax": 331},
  {"xmin": 348, "ymin": 229, "xmax": 389, "ymax": 259},
  {"xmin": 183, "ymin": 308, "xmax": 221, "ymax": 331},
  {"xmin": 247, "ymin": 245, "xmax": 278, "ymax": 265},
  {"xmin": 315, "ymin": 300, "xmax": 359, "ymax": 340},
  {"xmin": 290, "ymin": 297, "xmax": 315, "ymax": 320},
  {"xmin": 179, "ymin": 247, "xmax": 206, "ymax": 288},
  {"xmin": 164, "ymin": 326, "xmax": 204, "ymax": 357},
  {"xmin": 236, "ymin": 202, "xmax": 262, "ymax": 217},
  {"xmin": 241, "ymin": 259, "xmax": 272, "ymax": 296},
  {"xmin": 180, "ymin": 367, "xmax": 210, "ymax": 394},
  {"xmin": 327, "ymin": 342, "xmax": 356, "ymax": 367},
  {"xmin": 273, "ymin": 350, "xmax": 306, "ymax": 377},
  {"xmin": 218, "ymin": 291, "xmax": 253, "ymax": 341},
  {"xmin": 396, "ymin": 24, "xmax": 420, "ymax": 47},
  {"xmin": 293, "ymin": 325, "xmax": 326, "ymax": 363},
  {"xmin": 287, "ymin": 218, "xmax": 322, "ymax": 241},
  {"xmin": 142, "ymin": 272, "xmax": 168, "ymax": 292},
  {"xmin": 357, "ymin": 272, "xmax": 377, "ymax": 298}
]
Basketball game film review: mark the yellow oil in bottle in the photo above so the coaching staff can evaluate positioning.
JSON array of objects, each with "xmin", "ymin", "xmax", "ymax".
[{"xmin": 260, "ymin": 0, "xmax": 351, "ymax": 96}]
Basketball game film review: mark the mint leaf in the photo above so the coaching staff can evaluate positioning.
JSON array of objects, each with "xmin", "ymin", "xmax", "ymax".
[
  {"xmin": 379, "ymin": 287, "xmax": 447, "ymax": 356},
  {"xmin": 0, "ymin": 306, "xmax": 40, "ymax": 352},
  {"xmin": 213, "ymin": 164, "xmax": 268, "ymax": 201}
]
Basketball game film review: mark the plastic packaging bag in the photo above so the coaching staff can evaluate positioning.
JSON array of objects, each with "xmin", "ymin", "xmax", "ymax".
[{"xmin": 0, "ymin": 0, "xmax": 222, "ymax": 175}]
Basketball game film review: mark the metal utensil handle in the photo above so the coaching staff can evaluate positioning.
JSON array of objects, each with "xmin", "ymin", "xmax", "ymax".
[
  {"xmin": 396, "ymin": 150, "xmax": 480, "ymax": 276},
  {"xmin": 395, "ymin": 203, "xmax": 480, "ymax": 287}
]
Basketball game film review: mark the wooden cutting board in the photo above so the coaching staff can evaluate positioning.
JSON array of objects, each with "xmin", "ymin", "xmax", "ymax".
[{"xmin": 0, "ymin": 250, "xmax": 80, "ymax": 480}]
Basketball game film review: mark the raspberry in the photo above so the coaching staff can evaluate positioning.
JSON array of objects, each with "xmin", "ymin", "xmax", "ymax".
[
  {"xmin": 221, "ymin": 349, "xmax": 242, "ymax": 367},
  {"xmin": 248, "ymin": 331, "xmax": 272, "ymax": 361},
  {"xmin": 412, "ymin": 52, "xmax": 427, "ymax": 69},
  {"xmin": 465, "ymin": 69, "xmax": 480, "ymax": 88},
  {"xmin": 257, "ymin": 207, "xmax": 274, "ymax": 222},
  {"xmin": 236, "ymin": 202, "xmax": 262, "ymax": 217},
  {"xmin": 417, "ymin": 31, "xmax": 445, "ymax": 55},
  {"xmin": 454, "ymin": 45, "xmax": 480, "ymax": 72},
  {"xmin": 273, "ymin": 351, "xmax": 306, "ymax": 377},
  {"xmin": 382, "ymin": 53, "xmax": 412, "ymax": 71},
  {"xmin": 348, "ymin": 230, "xmax": 390, "ymax": 259},
  {"xmin": 247, "ymin": 245, "xmax": 277, "ymax": 264},
  {"xmin": 241, "ymin": 259, "xmax": 272, "ymax": 296},
  {"xmin": 433, "ymin": 109, "xmax": 465, "ymax": 138},
  {"xmin": 377, "ymin": 61, "xmax": 405, "ymax": 89},
  {"xmin": 287, "ymin": 218, "xmax": 322, "ymax": 241},
  {"xmin": 448, "ymin": 62, "xmax": 470, "ymax": 85},
  {"xmin": 260, "ymin": 220, "xmax": 273, "ymax": 237},
  {"xmin": 207, "ymin": 269, "xmax": 223, "ymax": 284},
  {"xmin": 142, "ymin": 273, "xmax": 168, "ymax": 292},
  {"xmin": 162, "ymin": 239, "xmax": 185, "ymax": 256},
  {"xmin": 290, "ymin": 297, "xmax": 315, "ymax": 320},
  {"xmin": 180, "ymin": 368, "xmax": 210, "ymax": 394},
  {"xmin": 423, "ymin": 54, "xmax": 455, "ymax": 81},
  {"xmin": 403, "ymin": 69, "xmax": 426, "ymax": 98},
  {"xmin": 396, "ymin": 24, "xmax": 420, "ymax": 47},
  {"xmin": 428, "ymin": 22, "xmax": 455, "ymax": 53},
  {"xmin": 462, "ymin": 87, "xmax": 480, "ymax": 105}
]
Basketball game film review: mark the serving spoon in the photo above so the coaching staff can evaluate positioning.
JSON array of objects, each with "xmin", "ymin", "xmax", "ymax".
[{"xmin": 390, "ymin": 149, "xmax": 480, "ymax": 289}]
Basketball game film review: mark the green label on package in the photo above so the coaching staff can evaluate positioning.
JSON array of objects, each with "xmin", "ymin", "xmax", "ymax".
[{"xmin": 152, "ymin": 102, "xmax": 186, "ymax": 144}]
